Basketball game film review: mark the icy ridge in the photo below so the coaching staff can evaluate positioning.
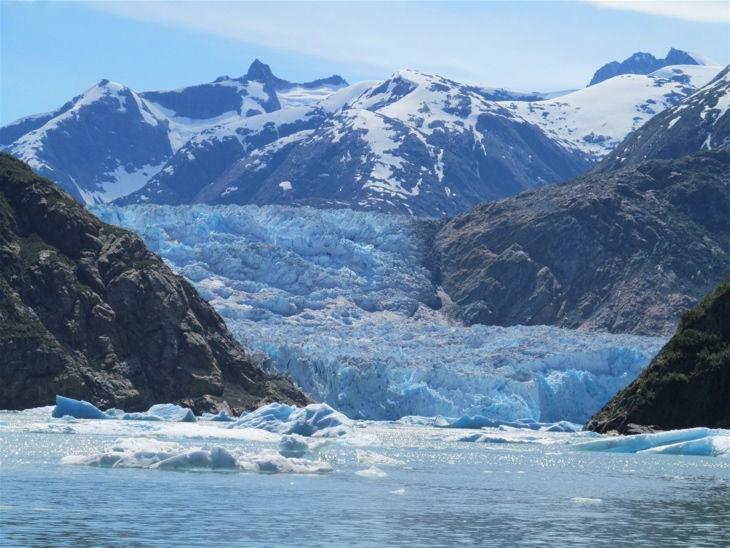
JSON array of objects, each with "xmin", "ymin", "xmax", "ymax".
[{"xmin": 94, "ymin": 204, "xmax": 664, "ymax": 422}]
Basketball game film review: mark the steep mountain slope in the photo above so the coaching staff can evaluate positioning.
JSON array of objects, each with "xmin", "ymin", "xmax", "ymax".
[
  {"xmin": 194, "ymin": 69, "xmax": 590, "ymax": 217},
  {"xmin": 586, "ymin": 279, "xmax": 730, "ymax": 433},
  {"xmin": 503, "ymin": 65, "xmax": 722, "ymax": 160},
  {"xmin": 588, "ymin": 48, "xmax": 706, "ymax": 86},
  {"xmin": 1, "ymin": 60, "xmax": 346, "ymax": 205},
  {"xmin": 596, "ymin": 66, "xmax": 730, "ymax": 172},
  {"xmin": 433, "ymin": 151, "xmax": 730, "ymax": 336},
  {"xmin": 4, "ymin": 80, "xmax": 173, "ymax": 203},
  {"xmin": 0, "ymin": 154, "xmax": 308, "ymax": 413},
  {"xmin": 118, "ymin": 106, "xmax": 326, "ymax": 205}
]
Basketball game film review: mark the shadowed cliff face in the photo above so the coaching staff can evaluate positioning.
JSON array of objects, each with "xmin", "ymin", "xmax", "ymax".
[
  {"xmin": 433, "ymin": 151, "xmax": 730, "ymax": 336},
  {"xmin": 0, "ymin": 154, "xmax": 309, "ymax": 414},
  {"xmin": 586, "ymin": 280, "xmax": 730, "ymax": 434}
]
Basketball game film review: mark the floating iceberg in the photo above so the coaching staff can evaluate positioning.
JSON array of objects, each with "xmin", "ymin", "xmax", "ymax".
[
  {"xmin": 95, "ymin": 204, "xmax": 664, "ymax": 423},
  {"xmin": 229, "ymin": 403, "xmax": 352, "ymax": 437},
  {"xmin": 574, "ymin": 428, "xmax": 730, "ymax": 457},
  {"xmin": 52, "ymin": 396, "xmax": 196, "ymax": 422},
  {"xmin": 61, "ymin": 437, "xmax": 333, "ymax": 474},
  {"xmin": 356, "ymin": 466, "xmax": 387, "ymax": 478},
  {"xmin": 201, "ymin": 411, "xmax": 234, "ymax": 422},
  {"xmin": 52, "ymin": 396, "xmax": 111, "ymax": 420},
  {"xmin": 440, "ymin": 415, "xmax": 582, "ymax": 432},
  {"xmin": 119, "ymin": 404, "xmax": 196, "ymax": 423}
]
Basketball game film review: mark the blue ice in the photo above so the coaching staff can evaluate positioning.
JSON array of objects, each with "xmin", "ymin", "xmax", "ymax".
[{"xmin": 94, "ymin": 204, "xmax": 665, "ymax": 423}]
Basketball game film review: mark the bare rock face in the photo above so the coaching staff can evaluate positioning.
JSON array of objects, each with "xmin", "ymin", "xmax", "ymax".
[
  {"xmin": 0, "ymin": 154, "xmax": 309, "ymax": 414},
  {"xmin": 586, "ymin": 279, "xmax": 730, "ymax": 433},
  {"xmin": 433, "ymin": 151, "xmax": 730, "ymax": 336}
]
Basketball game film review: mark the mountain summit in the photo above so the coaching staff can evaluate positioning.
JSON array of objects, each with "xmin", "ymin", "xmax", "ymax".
[{"xmin": 589, "ymin": 48, "xmax": 707, "ymax": 86}]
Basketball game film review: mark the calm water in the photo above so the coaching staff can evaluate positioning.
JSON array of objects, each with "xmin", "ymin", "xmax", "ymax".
[{"xmin": 1, "ymin": 409, "xmax": 729, "ymax": 547}]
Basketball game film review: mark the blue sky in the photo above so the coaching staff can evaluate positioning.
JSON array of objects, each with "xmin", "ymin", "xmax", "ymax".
[{"xmin": 1, "ymin": 1, "xmax": 728, "ymax": 124}]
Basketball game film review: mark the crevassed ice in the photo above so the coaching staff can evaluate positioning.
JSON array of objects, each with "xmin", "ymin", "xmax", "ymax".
[{"xmin": 94, "ymin": 204, "xmax": 665, "ymax": 423}]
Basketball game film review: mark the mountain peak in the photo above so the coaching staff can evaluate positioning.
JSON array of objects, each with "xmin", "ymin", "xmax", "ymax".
[
  {"xmin": 246, "ymin": 59, "xmax": 275, "ymax": 82},
  {"xmin": 588, "ymin": 47, "xmax": 704, "ymax": 86}
]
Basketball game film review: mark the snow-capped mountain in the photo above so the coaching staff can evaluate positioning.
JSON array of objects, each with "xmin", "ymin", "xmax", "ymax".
[
  {"xmin": 3, "ymin": 80, "xmax": 173, "ymax": 203},
  {"xmin": 117, "ymin": 106, "xmax": 327, "ymax": 205},
  {"xmin": 501, "ymin": 64, "xmax": 723, "ymax": 160},
  {"xmin": 588, "ymin": 47, "xmax": 709, "ymax": 86},
  {"xmin": 186, "ymin": 69, "xmax": 590, "ymax": 216},
  {"xmin": 597, "ymin": 66, "xmax": 730, "ymax": 171},
  {"xmin": 1, "ymin": 60, "xmax": 347, "ymax": 204},
  {"xmin": 3, "ymin": 54, "xmax": 723, "ymax": 215}
]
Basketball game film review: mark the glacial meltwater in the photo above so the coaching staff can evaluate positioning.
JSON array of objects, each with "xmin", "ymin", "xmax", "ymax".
[{"xmin": 1, "ymin": 407, "xmax": 728, "ymax": 547}]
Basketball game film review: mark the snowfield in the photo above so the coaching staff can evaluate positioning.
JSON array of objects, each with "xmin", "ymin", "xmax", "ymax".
[
  {"xmin": 501, "ymin": 64, "xmax": 723, "ymax": 159},
  {"xmin": 95, "ymin": 204, "xmax": 664, "ymax": 423}
]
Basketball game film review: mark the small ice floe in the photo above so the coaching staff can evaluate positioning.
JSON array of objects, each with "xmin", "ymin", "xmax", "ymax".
[
  {"xmin": 440, "ymin": 414, "xmax": 582, "ymax": 432},
  {"xmin": 26, "ymin": 423, "xmax": 76, "ymax": 435},
  {"xmin": 356, "ymin": 450, "xmax": 404, "ymax": 466},
  {"xmin": 52, "ymin": 396, "xmax": 110, "ymax": 420},
  {"xmin": 390, "ymin": 488, "xmax": 406, "ymax": 496},
  {"xmin": 458, "ymin": 432, "xmax": 559, "ymax": 445},
  {"xmin": 570, "ymin": 497, "xmax": 603, "ymax": 505},
  {"xmin": 61, "ymin": 437, "xmax": 333, "ymax": 474},
  {"xmin": 356, "ymin": 466, "xmax": 387, "ymax": 478},
  {"xmin": 228, "ymin": 402, "xmax": 352, "ymax": 438},
  {"xmin": 395, "ymin": 416, "xmax": 440, "ymax": 426},
  {"xmin": 573, "ymin": 427, "xmax": 730, "ymax": 458},
  {"xmin": 52, "ymin": 396, "xmax": 196, "ymax": 422},
  {"xmin": 201, "ymin": 411, "xmax": 234, "ymax": 422}
]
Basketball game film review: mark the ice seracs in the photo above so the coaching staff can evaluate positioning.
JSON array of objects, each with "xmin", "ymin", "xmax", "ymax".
[{"xmin": 95, "ymin": 203, "xmax": 664, "ymax": 424}]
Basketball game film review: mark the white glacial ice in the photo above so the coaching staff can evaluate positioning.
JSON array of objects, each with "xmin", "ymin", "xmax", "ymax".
[
  {"xmin": 228, "ymin": 403, "xmax": 353, "ymax": 438},
  {"xmin": 61, "ymin": 437, "xmax": 333, "ymax": 474},
  {"xmin": 574, "ymin": 428, "xmax": 730, "ymax": 457},
  {"xmin": 93, "ymin": 204, "xmax": 665, "ymax": 424}
]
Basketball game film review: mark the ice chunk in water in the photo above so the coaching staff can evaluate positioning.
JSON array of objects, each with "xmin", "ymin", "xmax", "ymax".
[
  {"xmin": 52, "ymin": 396, "xmax": 196, "ymax": 422},
  {"xmin": 201, "ymin": 411, "xmax": 234, "ymax": 422},
  {"xmin": 61, "ymin": 437, "xmax": 333, "ymax": 473},
  {"xmin": 126, "ymin": 404, "xmax": 196, "ymax": 423},
  {"xmin": 229, "ymin": 403, "xmax": 352, "ymax": 437},
  {"xmin": 574, "ymin": 428, "xmax": 730, "ymax": 457},
  {"xmin": 52, "ymin": 396, "xmax": 110, "ymax": 420}
]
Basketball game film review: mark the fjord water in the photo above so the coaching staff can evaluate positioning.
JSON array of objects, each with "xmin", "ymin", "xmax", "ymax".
[{"xmin": 1, "ymin": 410, "xmax": 728, "ymax": 547}]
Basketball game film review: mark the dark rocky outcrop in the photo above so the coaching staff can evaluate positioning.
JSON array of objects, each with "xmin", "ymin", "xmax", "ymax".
[
  {"xmin": 586, "ymin": 279, "xmax": 730, "ymax": 433},
  {"xmin": 0, "ymin": 154, "xmax": 309, "ymax": 413},
  {"xmin": 588, "ymin": 48, "xmax": 702, "ymax": 86},
  {"xmin": 433, "ymin": 151, "xmax": 730, "ymax": 336}
]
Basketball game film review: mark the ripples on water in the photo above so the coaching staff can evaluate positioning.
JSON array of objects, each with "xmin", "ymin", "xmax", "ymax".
[{"xmin": 1, "ymin": 411, "xmax": 728, "ymax": 547}]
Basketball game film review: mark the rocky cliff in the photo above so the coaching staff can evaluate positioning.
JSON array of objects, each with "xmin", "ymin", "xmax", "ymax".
[
  {"xmin": 0, "ymin": 154, "xmax": 309, "ymax": 413},
  {"xmin": 433, "ymin": 151, "xmax": 730, "ymax": 336},
  {"xmin": 586, "ymin": 279, "xmax": 730, "ymax": 433}
]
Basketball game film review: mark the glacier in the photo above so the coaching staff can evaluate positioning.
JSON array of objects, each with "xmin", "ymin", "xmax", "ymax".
[{"xmin": 94, "ymin": 204, "xmax": 665, "ymax": 423}]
